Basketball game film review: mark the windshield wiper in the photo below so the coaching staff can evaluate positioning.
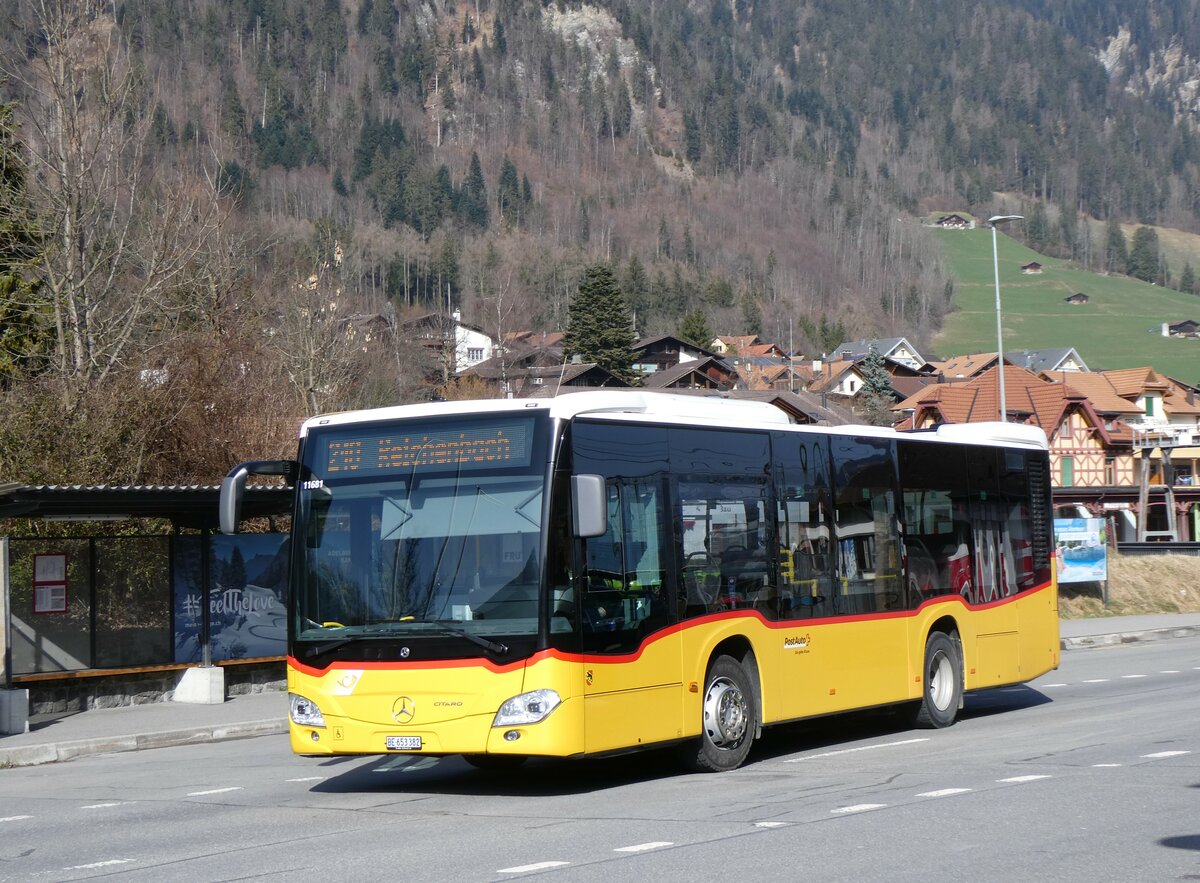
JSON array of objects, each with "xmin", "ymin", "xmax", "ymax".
[
  {"xmin": 299, "ymin": 621, "xmax": 509, "ymax": 657},
  {"xmin": 431, "ymin": 621, "xmax": 509, "ymax": 656},
  {"xmin": 303, "ymin": 637, "xmax": 354, "ymax": 657}
]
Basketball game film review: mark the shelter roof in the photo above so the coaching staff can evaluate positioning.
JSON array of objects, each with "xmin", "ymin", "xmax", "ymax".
[{"xmin": 0, "ymin": 484, "xmax": 291, "ymax": 530}]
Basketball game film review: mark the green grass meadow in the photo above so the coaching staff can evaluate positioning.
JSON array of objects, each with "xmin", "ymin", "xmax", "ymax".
[{"xmin": 931, "ymin": 227, "xmax": 1200, "ymax": 383}]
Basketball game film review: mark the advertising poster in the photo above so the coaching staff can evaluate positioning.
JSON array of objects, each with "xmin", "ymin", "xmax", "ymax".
[
  {"xmin": 1053, "ymin": 517, "xmax": 1107, "ymax": 584},
  {"xmin": 173, "ymin": 534, "xmax": 289, "ymax": 662}
]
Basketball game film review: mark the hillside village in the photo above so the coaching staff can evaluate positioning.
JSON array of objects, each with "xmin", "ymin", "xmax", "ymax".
[{"xmin": 408, "ymin": 309, "xmax": 1200, "ymax": 546}]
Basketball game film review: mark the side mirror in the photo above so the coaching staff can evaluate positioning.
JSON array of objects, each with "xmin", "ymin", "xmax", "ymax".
[
  {"xmin": 219, "ymin": 459, "xmax": 297, "ymax": 534},
  {"xmin": 571, "ymin": 474, "xmax": 607, "ymax": 538}
]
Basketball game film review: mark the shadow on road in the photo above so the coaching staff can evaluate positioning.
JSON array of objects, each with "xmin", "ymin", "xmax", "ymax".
[
  {"xmin": 308, "ymin": 684, "xmax": 1055, "ymax": 796},
  {"xmin": 1160, "ymin": 834, "xmax": 1200, "ymax": 851}
]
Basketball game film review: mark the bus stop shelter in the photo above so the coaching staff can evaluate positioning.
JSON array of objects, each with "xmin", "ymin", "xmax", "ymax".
[{"xmin": 0, "ymin": 483, "xmax": 291, "ymax": 734}]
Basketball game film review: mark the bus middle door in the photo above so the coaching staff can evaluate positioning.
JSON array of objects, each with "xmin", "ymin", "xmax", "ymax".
[{"xmin": 580, "ymin": 476, "xmax": 683, "ymax": 754}]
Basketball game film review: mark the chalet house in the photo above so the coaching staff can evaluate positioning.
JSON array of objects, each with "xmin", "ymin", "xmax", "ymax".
[
  {"xmin": 893, "ymin": 365, "xmax": 1135, "ymax": 489},
  {"xmin": 504, "ymin": 330, "xmax": 565, "ymax": 351},
  {"xmin": 400, "ymin": 310, "xmax": 496, "ymax": 373},
  {"xmin": 459, "ymin": 346, "xmax": 628, "ymax": 397},
  {"xmin": 1005, "ymin": 347, "xmax": 1089, "ymax": 373},
  {"xmin": 1163, "ymin": 320, "xmax": 1200, "ymax": 338},
  {"xmin": 710, "ymin": 334, "xmax": 761, "ymax": 356},
  {"xmin": 807, "ymin": 359, "xmax": 867, "ymax": 399},
  {"xmin": 632, "ymin": 335, "xmax": 724, "ymax": 377},
  {"xmin": 929, "ymin": 353, "xmax": 1001, "ymax": 379},
  {"xmin": 895, "ymin": 365, "xmax": 1200, "ymax": 541},
  {"xmin": 747, "ymin": 363, "xmax": 814, "ymax": 392},
  {"xmin": 1021, "ymin": 261, "xmax": 1044, "ymax": 274},
  {"xmin": 935, "ymin": 213, "xmax": 971, "ymax": 228},
  {"xmin": 644, "ymin": 356, "xmax": 738, "ymax": 391},
  {"xmin": 1064, "ymin": 292, "xmax": 1089, "ymax": 305},
  {"xmin": 830, "ymin": 337, "xmax": 927, "ymax": 370}
]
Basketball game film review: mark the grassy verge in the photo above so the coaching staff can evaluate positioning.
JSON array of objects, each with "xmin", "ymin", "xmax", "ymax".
[{"xmin": 1058, "ymin": 553, "xmax": 1200, "ymax": 618}]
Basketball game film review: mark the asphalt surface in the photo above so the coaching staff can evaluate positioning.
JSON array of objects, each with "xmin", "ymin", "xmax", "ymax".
[{"xmin": 1, "ymin": 612, "xmax": 1197, "ymax": 769}]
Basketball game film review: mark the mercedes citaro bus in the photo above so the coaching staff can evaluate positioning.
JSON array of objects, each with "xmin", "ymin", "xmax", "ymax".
[{"xmin": 220, "ymin": 391, "xmax": 1059, "ymax": 772}]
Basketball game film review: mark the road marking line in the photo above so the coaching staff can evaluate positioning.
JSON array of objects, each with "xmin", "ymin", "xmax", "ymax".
[
  {"xmin": 498, "ymin": 862, "xmax": 570, "ymax": 873},
  {"xmin": 614, "ymin": 842, "xmax": 673, "ymax": 853},
  {"xmin": 186, "ymin": 787, "xmax": 242, "ymax": 796},
  {"xmin": 1092, "ymin": 764, "xmax": 1122, "ymax": 767},
  {"xmin": 831, "ymin": 803, "xmax": 887, "ymax": 814},
  {"xmin": 63, "ymin": 860, "xmax": 133, "ymax": 870},
  {"xmin": 997, "ymin": 775, "xmax": 1051, "ymax": 783},
  {"xmin": 1159, "ymin": 670, "xmax": 1181, "ymax": 674},
  {"xmin": 81, "ymin": 803, "xmax": 124, "ymax": 809},
  {"xmin": 755, "ymin": 821, "xmax": 789, "ymax": 828},
  {"xmin": 1121, "ymin": 674, "xmax": 1147, "ymax": 679},
  {"xmin": 286, "ymin": 777, "xmax": 326, "ymax": 782},
  {"xmin": 1142, "ymin": 750, "xmax": 1190, "ymax": 759},
  {"xmin": 1082, "ymin": 679, "xmax": 1109, "ymax": 683},
  {"xmin": 1040, "ymin": 683, "xmax": 1068, "ymax": 688},
  {"xmin": 917, "ymin": 788, "xmax": 972, "ymax": 798},
  {"xmin": 0, "ymin": 816, "xmax": 32, "ymax": 823},
  {"xmin": 786, "ymin": 738, "xmax": 929, "ymax": 762}
]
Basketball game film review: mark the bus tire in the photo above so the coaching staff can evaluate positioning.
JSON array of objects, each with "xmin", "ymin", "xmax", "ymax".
[
  {"xmin": 910, "ymin": 631, "xmax": 962, "ymax": 729},
  {"xmin": 681, "ymin": 655, "xmax": 757, "ymax": 772},
  {"xmin": 463, "ymin": 754, "xmax": 527, "ymax": 771}
]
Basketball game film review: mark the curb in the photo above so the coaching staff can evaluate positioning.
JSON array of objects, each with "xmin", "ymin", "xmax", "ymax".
[
  {"xmin": 0, "ymin": 718, "xmax": 287, "ymax": 769},
  {"xmin": 1061, "ymin": 625, "xmax": 1200, "ymax": 651}
]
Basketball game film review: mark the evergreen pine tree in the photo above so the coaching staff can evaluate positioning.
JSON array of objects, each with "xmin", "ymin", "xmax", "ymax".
[
  {"xmin": 1180, "ymin": 263, "xmax": 1196, "ymax": 295},
  {"xmin": 1128, "ymin": 226, "xmax": 1160, "ymax": 282},
  {"xmin": 621, "ymin": 256, "xmax": 649, "ymax": 321},
  {"xmin": 858, "ymin": 346, "xmax": 895, "ymax": 427},
  {"xmin": 493, "ymin": 17, "xmax": 507, "ymax": 56},
  {"xmin": 564, "ymin": 264, "xmax": 638, "ymax": 382},
  {"xmin": 497, "ymin": 154, "xmax": 521, "ymax": 224},
  {"xmin": 1104, "ymin": 217, "xmax": 1128, "ymax": 274},
  {"xmin": 678, "ymin": 310, "xmax": 713, "ymax": 349},
  {"xmin": 612, "ymin": 80, "xmax": 632, "ymax": 138},
  {"xmin": 459, "ymin": 151, "xmax": 489, "ymax": 227}
]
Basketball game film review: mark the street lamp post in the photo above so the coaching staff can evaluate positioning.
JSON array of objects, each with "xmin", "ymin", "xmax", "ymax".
[{"xmin": 988, "ymin": 214, "xmax": 1023, "ymax": 422}]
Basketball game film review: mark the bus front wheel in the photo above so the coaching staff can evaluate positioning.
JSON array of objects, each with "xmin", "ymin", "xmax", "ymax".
[
  {"xmin": 909, "ymin": 631, "xmax": 962, "ymax": 729},
  {"xmin": 682, "ymin": 655, "xmax": 757, "ymax": 772}
]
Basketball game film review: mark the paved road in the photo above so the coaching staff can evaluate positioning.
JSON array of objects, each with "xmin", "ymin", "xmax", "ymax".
[{"xmin": 0, "ymin": 638, "xmax": 1197, "ymax": 881}]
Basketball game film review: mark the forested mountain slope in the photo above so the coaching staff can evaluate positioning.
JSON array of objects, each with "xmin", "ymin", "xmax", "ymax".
[{"xmin": 2, "ymin": 0, "xmax": 1200, "ymax": 482}]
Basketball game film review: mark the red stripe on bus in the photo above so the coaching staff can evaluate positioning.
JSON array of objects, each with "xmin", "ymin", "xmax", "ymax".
[{"xmin": 288, "ymin": 579, "xmax": 1052, "ymax": 675}]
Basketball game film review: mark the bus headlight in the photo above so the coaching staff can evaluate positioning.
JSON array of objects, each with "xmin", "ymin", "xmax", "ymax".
[
  {"xmin": 493, "ymin": 689, "xmax": 561, "ymax": 727},
  {"xmin": 289, "ymin": 693, "xmax": 326, "ymax": 728}
]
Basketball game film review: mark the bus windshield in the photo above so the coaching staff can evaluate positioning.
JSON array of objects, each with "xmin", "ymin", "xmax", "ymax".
[{"xmin": 293, "ymin": 414, "xmax": 550, "ymax": 649}]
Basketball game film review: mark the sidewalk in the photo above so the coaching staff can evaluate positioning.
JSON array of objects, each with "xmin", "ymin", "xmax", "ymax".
[
  {"xmin": 2, "ymin": 613, "xmax": 1199, "ymax": 770},
  {"xmin": 0, "ymin": 689, "xmax": 287, "ymax": 769}
]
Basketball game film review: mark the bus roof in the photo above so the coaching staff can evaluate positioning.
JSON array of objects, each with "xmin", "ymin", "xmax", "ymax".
[{"xmin": 299, "ymin": 391, "xmax": 1047, "ymax": 450}]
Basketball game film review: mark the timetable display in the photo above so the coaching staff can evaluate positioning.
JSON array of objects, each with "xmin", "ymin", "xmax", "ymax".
[{"xmin": 315, "ymin": 418, "xmax": 534, "ymax": 477}]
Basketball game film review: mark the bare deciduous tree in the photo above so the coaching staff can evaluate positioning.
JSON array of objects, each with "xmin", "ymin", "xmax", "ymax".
[{"xmin": 7, "ymin": 0, "xmax": 226, "ymax": 409}]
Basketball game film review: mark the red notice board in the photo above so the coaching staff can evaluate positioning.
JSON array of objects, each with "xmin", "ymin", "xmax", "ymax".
[{"xmin": 33, "ymin": 553, "xmax": 68, "ymax": 614}]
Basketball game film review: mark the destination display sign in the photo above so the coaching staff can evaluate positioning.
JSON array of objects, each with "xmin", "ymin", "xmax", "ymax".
[{"xmin": 315, "ymin": 418, "xmax": 534, "ymax": 477}]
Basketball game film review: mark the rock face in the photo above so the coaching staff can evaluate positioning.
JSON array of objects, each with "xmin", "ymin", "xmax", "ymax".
[{"xmin": 1098, "ymin": 25, "xmax": 1200, "ymax": 118}]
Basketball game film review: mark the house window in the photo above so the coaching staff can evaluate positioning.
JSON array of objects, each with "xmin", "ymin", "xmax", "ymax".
[
  {"xmin": 467, "ymin": 347, "xmax": 484, "ymax": 362},
  {"xmin": 532, "ymin": 377, "xmax": 544, "ymax": 385},
  {"xmin": 1060, "ymin": 456, "xmax": 1074, "ymax": 486},
  {"xmin": 1144, "ymin": 397, "xmax": 1156, "ymax": 417},
  {"xmin": 1105, "ymin": 457, "xmax": 1116, "ymax": 485}
]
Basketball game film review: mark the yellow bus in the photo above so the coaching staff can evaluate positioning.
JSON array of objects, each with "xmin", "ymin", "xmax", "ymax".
[{"xmin": 220, "ymin": 391, "xmax": 1059, "ymax": 772}]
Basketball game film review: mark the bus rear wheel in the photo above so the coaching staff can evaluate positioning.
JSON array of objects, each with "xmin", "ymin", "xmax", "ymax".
[
  {"xmin": 909, "ymin": 631, "xmax": 962, "ymax": 729},
  {"xmin": 681, "ymin": 655, "xmax": 757, "ymax": 772}
]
